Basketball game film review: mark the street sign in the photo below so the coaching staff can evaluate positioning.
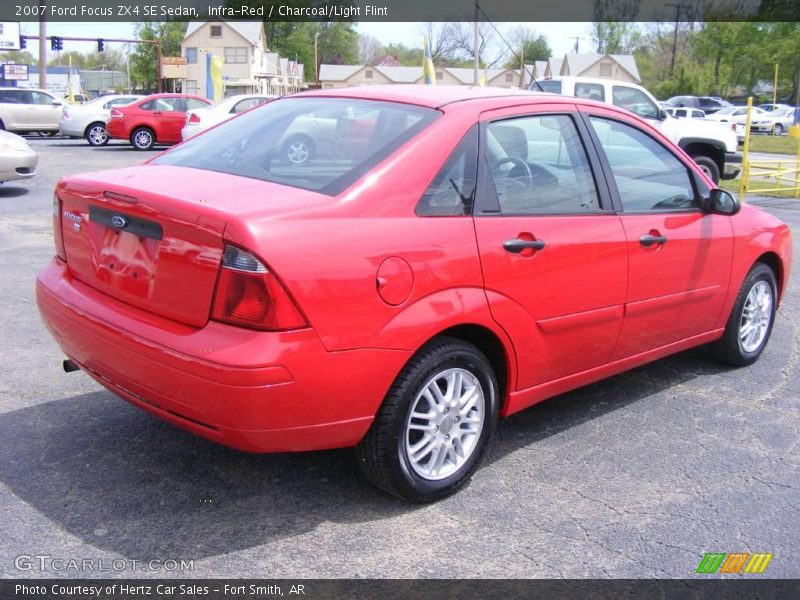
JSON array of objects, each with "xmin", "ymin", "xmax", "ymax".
[
  {"xmin": 2, "ymin": 63, "xmax": 28, "ymax": 81},
  {"xmin": 0, "ymin": 22, "xmax": 20, "ymax": 51}
]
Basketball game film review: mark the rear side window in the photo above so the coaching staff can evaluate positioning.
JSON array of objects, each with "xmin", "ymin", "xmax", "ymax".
[
  {"xmin": 588, "ymin": 117, "xmax": 696, "ymax": 211},
  {"xmin": 154, "ymin": 97, "xmax": 439, "ymax": 196},
  {"xmin": 575, "ymin": 83, "xmax": 605, "ymax": 102},
  {"xmin": 232, "ymin": 97, "xmax": 267, "ymax": 113},
  {"xmin": 416, "ymin": 125, "xmax": 478, "ymax": 216},
  {"xmin": 485, "ymin": 114, "xmax": 600, "ymax": 214}
]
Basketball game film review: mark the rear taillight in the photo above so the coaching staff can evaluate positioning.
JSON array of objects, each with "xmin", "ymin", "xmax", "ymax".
[
  {"xmin": 110, "ymin": 109, "xmax": 123, "ymax": 119},
  {"xmin": 188, "ymin": 113, "xmax": 200, "ymax": 124},
  {"xmin": 52, "ymin": 194, "xmax": 66, "ymax": 261},
  {"xmin": 211, "ymin": 245, "xmax": 307, "ymax": 331}
]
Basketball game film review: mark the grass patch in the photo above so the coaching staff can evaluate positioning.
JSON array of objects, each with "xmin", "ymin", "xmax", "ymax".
[
  {"xmin": 745, "ymin": 135, "xmax": 800, "ymax": 155},
  {"xmin": 719, "ymin": 177, "xmax": 800, "ymax": 198}
]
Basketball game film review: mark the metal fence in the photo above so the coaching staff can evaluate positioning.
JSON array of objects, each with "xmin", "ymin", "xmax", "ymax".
[{"xmin": 739, "ymin": 97, "xmax": 800, "ymax": 199}]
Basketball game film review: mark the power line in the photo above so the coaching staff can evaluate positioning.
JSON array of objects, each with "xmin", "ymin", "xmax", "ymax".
[{"xmin": 476, "ymin": 4, "xmax": 543, "ymax": 91}]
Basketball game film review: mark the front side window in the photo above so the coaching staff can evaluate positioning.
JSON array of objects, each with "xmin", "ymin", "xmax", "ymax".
[
  {"xmin": 416, "ymin": 125, "xmax": 478, "ymax": 216},
  {"xmin": 153, "ymin": 98, "xmax": 439, "ymax": 196},
  {"xmin": 612, "ymin": 86, "xmax": 659, "ymax": 120},
  {"xmin": 485, "ymin": 114, "xmax": 600, "ymax": 214},
  {"xmin": 30, "ymin": 91, "xmax": 55, "ymax": 105},
  {"xmin": 588, "ymin": 116, "xmax": 696, "ymax": 212}
]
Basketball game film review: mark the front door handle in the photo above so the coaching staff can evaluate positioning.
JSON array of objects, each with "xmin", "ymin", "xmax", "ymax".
[
  {"xmin": 503, "ymin": 238, "xmax": 545, "ymax": 253},
  {"xmin": 639, "ymin": 234, "xmax": 667, "ymax": 247}
]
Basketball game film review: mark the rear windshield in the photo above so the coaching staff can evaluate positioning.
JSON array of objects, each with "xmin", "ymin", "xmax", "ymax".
[
  {"xmin": 534, "ymin": 80, "xmax": 562, "ymax": 94},
  {"xmin": 153, "ymin": 97, "xmax": 440, "ymax": 196}
]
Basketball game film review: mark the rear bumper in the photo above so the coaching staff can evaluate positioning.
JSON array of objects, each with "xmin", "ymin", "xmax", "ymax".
[
  {"xmin": 721, "ymin": 152, "xmax": 742, "ymax": 180},
  {"xmin": 36, "ymin": 258, "xmax": 410, "ymax": 452},
  {"xmin": 106, "ymin": 119, "xmax": 129, "ymax": 141},
  {"xmin": 59, "ymin": 120, "xmax": 85, "ymax": 137}
]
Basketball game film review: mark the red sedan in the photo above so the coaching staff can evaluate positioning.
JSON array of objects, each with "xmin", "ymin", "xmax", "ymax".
[
  {"xmin": 38, "ymin": 86, "xmax": 791, "ymax": 501},
  {"xmin": 106, "ymin": 93, "xmax": 211, "ymax": 150}
]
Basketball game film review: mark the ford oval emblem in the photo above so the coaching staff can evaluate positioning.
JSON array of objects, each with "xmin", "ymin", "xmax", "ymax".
[{"xmin": 111, "ymin": 215, "xmax": 127, "ymax": 228}]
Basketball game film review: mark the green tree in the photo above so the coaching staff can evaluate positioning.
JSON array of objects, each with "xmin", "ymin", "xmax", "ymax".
[
  {"xmin": 504, "ymin": 28, "xmax": 551, "ymax": 68},
  {"xmin": 48, "ymin": 50, "xmax": 86, "ymax": 68},
  {"xmin": 267, "ymin": 22, "xmax": 358, "ymax": 81},
  {"xmin": 129, "ymin": 21, "xmax": 187, "ymax": 92},
  {"xmin": 83, "ymin": 49, "xmax": 127, "ymax": 72},
  {"xmin": 0, "ymin": 51, "xmax": 36, "ymax": 65}
]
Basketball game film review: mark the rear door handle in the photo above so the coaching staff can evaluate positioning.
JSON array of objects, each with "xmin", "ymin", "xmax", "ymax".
[
  {"xmin": 503, "ymin": 238, "xmax": 545, "ymax": 253},
  {"xmin": 639, "ymin": 234, "xmax": 667, "ymax": 247}
]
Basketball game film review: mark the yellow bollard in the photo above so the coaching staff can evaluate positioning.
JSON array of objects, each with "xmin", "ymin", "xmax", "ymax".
[{"xmin": 740, "ymin": 97, "xmax": 753, "ymax": 202}]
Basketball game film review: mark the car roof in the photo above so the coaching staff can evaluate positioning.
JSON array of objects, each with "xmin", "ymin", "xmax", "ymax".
[{"xmin": 294, "ymin": 84, "xmax": 555, "ymax": 109}]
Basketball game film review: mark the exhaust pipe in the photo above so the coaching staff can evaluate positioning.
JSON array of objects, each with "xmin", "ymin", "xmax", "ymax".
[{"xmin": 63, "ymin": 359, "xmax": 80, "ymax": 373}]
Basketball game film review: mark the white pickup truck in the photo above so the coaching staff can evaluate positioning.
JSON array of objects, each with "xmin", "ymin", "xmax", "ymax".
[{"xmin": 532, "ymin": 76, "xmax": 741, "ymax": 183}]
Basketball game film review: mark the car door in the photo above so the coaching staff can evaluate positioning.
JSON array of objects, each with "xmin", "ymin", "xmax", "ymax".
[
  {"xmin": 582, "ymin": 108, "xmax": 734, "ymax": 359},
  {"xmin": 27, "ymin": 90, "xmax": 60, "ymax": 129},
  {"xmin": 152, "ymin": 97, "xmax": 188, "ymax": 143},
  {"xmin": 0, "ymin": 89, "xmax": 28, "ymax": 129},
  {"xmin": 472, "ymin": 105, "xmax": 628, "ymax": 391}
]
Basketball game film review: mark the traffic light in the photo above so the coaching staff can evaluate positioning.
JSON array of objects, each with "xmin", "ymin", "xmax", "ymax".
[
  {"xmin": 50, "ymin": 36, "xmax": 63, "ymax": 51},
  {"xmin": 97, "ymin": 38, "xmax": 104, "ymax": 52},
  {"xmin": 19, "ymin": 35, "xmax": 26, "ymax": 49}
]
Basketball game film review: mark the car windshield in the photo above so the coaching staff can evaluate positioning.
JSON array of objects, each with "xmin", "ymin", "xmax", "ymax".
[
  {"xmin": 534, "ymin": 80, "xmax": 562, "ymax": 94},
  {"xmin": 154, "ymin": 97, "xmax": 439, "ymax": 195}
]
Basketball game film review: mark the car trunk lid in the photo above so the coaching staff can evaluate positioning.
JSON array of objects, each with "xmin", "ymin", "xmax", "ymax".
[{"xmin": 56, "ymin": 164, "xmax": 329, "ymax": 327}]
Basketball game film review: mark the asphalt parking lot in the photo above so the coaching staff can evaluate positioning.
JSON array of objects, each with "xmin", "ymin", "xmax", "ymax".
[{"xmin": 0, "ymin": 138, "xmax": 798, "ymax": 579}]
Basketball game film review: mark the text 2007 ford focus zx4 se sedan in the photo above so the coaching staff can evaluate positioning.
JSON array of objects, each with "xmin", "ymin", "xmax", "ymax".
[{"xmin": 37, "ymin": 86, "xmax": 791, "ymax": 502}]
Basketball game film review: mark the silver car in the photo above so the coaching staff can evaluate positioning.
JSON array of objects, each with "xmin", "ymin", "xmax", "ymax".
[
  {"xmin": 0, "ymin": 130, "xmax": 37, "ymax": 183},
  {"xmin": 0, "ymin": 87, "xmax": 63, "ymax": 134},
  {"xmin": 59, "ymin": 94, "xmax": 143, "ymax": 145}
]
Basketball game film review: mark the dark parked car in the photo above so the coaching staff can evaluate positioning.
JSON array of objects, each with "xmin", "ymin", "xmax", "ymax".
[{"xmin": 665, "ymin": 95, "xmax": 732, "ymax": 114}]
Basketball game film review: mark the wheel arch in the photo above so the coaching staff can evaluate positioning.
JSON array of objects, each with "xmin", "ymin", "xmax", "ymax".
[
  {"xmin": 84, "ymin": 120, "xmax": 106, "ymax": 137},
  {"xmin": 755, "ymin": 251, "xmax": 785, "ymax": 299},
  {"xmin": 417, "ymin": 323, "xmax": 514, "ymax": 414},
  {"xmin": 680, "ymin": 140, "xmax": 725, "ymax": 173}
]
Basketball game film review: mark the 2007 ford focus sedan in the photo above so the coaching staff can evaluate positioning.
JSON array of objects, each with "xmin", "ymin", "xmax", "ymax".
[{"xmin": 37, "ymin": 86, "xmax": 792, "ymax": 502}]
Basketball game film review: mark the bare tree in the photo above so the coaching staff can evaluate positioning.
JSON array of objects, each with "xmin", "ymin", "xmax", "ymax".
[
  {"xmin": 358, "ymin": 34, "xmax": 383, "ymax": 65},
  {"xmin": 417, "ymin": 22, "xmax": 459, "ymax": 64},
  {"xmin": 590, "ymin": 0, "xmax": 641, "ymax": 54},
  {"xmin": 447, "ymin": 22, "xmax": 506, "ymax": 67}
]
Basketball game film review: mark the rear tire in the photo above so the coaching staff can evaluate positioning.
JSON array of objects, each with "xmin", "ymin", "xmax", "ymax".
[
  {"xmin": 356, "ymin": 336, "xmax": 499, "ymax": 502},
  {"xmin": 282, "ymin": 135, "xmax": 314, "ymax": 165},
  {"xmin": 131, "ymin": 126, "xmax": 155, "ymax": 151},
  {"xmin": 85, "ymin": 122, "xmax": 109, "ymax": 146},
  {"xmin": 713, "ymin": 263, "xmax": 777, "ymax": 366},
  {"xmin": 692, "ymin": 155, "xmax": 721, "ymax": 183}
]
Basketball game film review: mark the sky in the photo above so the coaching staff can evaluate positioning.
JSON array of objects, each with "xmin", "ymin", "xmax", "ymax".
[{"xmin": 17, "ymin": 21, "xmax": 594, "ymax": 61}]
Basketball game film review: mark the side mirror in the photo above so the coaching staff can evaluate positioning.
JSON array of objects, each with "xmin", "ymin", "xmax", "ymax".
[
  {"xmin": 657, "ymin": 108, "xmax": 668, "ymax": 120},
  {"xmin": 52, "ymin": 101, "xmax": 63, "ymax": 106},
  {"xmin": 703, "ymin": 188, "xmax": 741, "ymax": 216}
]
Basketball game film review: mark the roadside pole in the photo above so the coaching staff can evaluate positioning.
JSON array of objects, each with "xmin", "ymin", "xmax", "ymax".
[
  {"xmin": 38, "ymin": 12, "xmax": 46, "ymax": 89},
  {"xmin": 739, "ymin": 97, "xmax": 753, "ymax": 202}
]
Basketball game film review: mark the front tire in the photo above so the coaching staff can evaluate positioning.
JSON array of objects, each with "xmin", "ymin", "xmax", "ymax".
[
  {"xmin": 131, "ymin": 126, "xmax": 155, "ymax": 151},
  {"xmin": 356, "ymin": 336, "xmax": 499, "ymax": 502},
  {"xmin": 692, "ymin": 155, "xmax": 721, "ymax": 183},
  {"xmin": 713, "ymin": 263, "xmax": 778, "ymax": 366},
  {"xmin": 282, "ymin": 135, "xmax": 314, "ymax": 165},
  {"xmin": 773, "ymin": 123, "xmax": 784, "ymax": 136},
  {"xmin": 85, "ymin": 122, "xmax": 109, "ymax": 146}
]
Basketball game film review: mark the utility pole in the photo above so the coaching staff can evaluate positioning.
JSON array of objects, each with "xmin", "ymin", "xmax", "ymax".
[
  {"xmin": 314, "ymin": 32, "xmax": 319, "ymax": 85},
  {"xmin": 38, "ymin": 6, "xmax": 46, "ymax": 89},
  {"xmin": 666, "ymin": 2, "xmax": 683, "ymax": 75},
  {"xmin": 473, "ymin": 0, "xmax": 479, "ymax": 85},
  {"xmin": 573, "ymin": 36, "xmax": 584, "ymax": 53}
]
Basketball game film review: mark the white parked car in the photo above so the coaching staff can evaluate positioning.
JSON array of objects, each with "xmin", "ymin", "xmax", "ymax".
[
  {"xmin": 767, "ymin": 107, "xmax": 798, "ymax": 136},
  {"xmin": 706, "ymin": 106, "xmax": 775, "ymax": 135},
  {"xmin": 0, "ymin": 87, "xmax": 63, "ymax": 134},
  {"xmin": 0, "ymin": 130, "xmax": 37, "ymax": 183},
  {"xmin": 181, "ymin": 94, "xmax": 274, "ymax": 140},
  {"xmin": 757, "ymin": 103, "xmax": 793, "ymax": 113},
  {"xmin": 59, "ymin": 94, "xmax": 143, "ymax": 146}
]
